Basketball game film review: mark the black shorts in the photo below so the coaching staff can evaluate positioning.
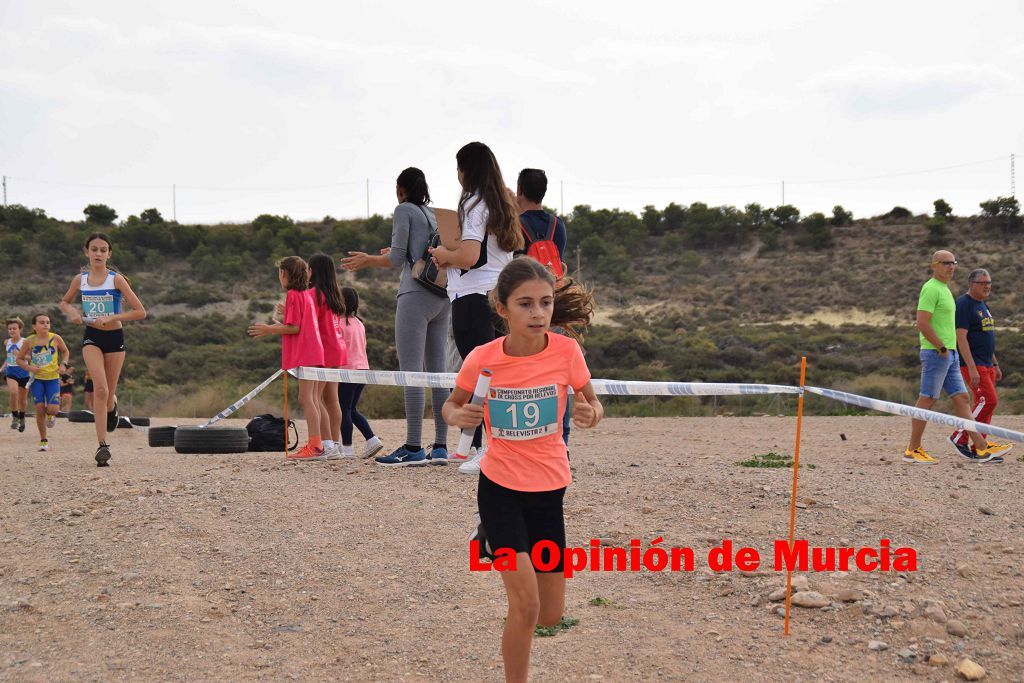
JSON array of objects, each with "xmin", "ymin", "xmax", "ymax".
[
  {"xmin": 477, "ymin": 471, "xmax": 566, "ymax": 573},
  {"xmin": 7, "ymin": 375, "xmax": 30, "ymax": 388},
  {"xmin": 83, "ymin": 326, "xmax": 125, "ymax": 355},
  {"xmin": 84, "ymin": 379, "xmax": 94, "ymax": 393}
]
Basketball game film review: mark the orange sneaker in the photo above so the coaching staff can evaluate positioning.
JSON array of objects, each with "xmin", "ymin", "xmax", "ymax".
[{"xmin": 287, "ymin": 443, "xmax": 325, "ymax": 461}]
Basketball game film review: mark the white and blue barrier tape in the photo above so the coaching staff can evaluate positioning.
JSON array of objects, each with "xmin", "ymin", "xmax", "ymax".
[
  {"xmin": 202, "ymin": 369, "xmax": 283, "ymax": 427},
  {"xmin": 288, "ymin": 367, "xmax": 801, "ymax": 397},
  {"xmin": 291, "ymin": 367, "xmax": 457, "ymax": 389},
  {"xmin": 204, "ymin": 367, "xmax": 1023, "ymax": 443},
  {"xmin": 803, "ymin": 386, "xmax": 1024, "ymax": 443}
]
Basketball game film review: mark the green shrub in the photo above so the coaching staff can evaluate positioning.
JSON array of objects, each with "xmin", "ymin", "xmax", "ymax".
[{"xmin": 926, "ymin": 216, "xmax": 948, "ymax": 245}]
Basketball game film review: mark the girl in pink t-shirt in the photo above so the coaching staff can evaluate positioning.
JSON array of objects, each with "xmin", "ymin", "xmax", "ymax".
[
  {"xmin": 443, "ymin": 257, "xmax": 602, "ymax": 683},
  {"xmin": 248, "ymin": 256, "xmax": 325, "ymax": 460},
  {"xmin": 308, "ymin": 253, "xmax": 348, "ymax": 459},
  {"xmin": 336, "ymin": 287, "xmax": 382, "ymax": 458}
]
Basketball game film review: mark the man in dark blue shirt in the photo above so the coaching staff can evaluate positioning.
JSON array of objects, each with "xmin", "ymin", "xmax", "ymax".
[
  {"xmin": 950, "ymin": 268, "xmax": 1010, "ymax": 456},
  {"xmin": 516, "ymin": 168, "xmax": 567, "ymax": 266},
  {"xmin": 516, "ymin": 168, "xmax": 572, "ymax": 447}
]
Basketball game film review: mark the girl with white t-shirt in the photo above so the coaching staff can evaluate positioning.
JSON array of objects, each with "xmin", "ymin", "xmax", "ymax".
[{"xmin": 430, "ymin": 141, "xmax": 523, "ymax": 472}]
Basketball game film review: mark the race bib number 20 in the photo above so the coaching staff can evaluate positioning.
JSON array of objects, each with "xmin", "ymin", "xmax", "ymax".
[
  {"xmin": 488, "ymin": 385, "xmax": 559, "ymax": 441},
  {"xmin": 82, "ymin": 294, "xmax": 114, "ymax": 317}
]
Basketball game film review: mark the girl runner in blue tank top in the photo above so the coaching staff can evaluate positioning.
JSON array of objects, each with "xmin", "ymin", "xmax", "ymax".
[
  {"xmin": 59, "ymin": 232, "xmax": 147, "ymax": 467},
  {"xmin": 3, "ymin": 317, "xmax": 30, "ymax": 432}
]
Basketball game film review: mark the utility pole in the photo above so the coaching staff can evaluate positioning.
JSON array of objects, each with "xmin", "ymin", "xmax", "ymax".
[
  {"xmin": 366, "ymin": 178, "xmax": 370, "ymax": 218},
  {"xmin": 575, "ymin": 244, "xmax": 581, "ymax": 275},
  {"xmin": 1012, "ymin": 153, "xmax": 1016, "ymax": 198},
  {"xmin": 781, "ymin": 180, "xmax": 785, "ymax": 205},
  {"xmin": 2, "ymin": 176, "xmax": 6, "ymax": 207},
  {"xmin": 172, "ymin": 184, "xmax": 177, "ymax": 222}
]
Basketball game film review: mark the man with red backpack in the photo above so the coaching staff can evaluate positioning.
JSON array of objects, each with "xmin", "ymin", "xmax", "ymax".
[
  {"xmin": 516, "ymin": 167, "xmax": 574, "ymax": 449},
  {"xmin": 516, "ymin": 168, "xmax": 567, "ymax": 277}
]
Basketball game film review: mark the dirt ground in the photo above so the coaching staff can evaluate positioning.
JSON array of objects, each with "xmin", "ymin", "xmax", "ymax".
[{"xmin": 1, "ymin": 414, "xmax": 1022, "ymax": 682}]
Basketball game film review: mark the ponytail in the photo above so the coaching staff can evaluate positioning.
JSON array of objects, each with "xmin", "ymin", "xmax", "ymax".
[{"xmin": 396, "ymin": 167, "xmax": 431, "ymax": 206}]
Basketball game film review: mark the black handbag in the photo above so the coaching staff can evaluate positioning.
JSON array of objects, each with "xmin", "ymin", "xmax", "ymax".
[{"xmin": 409, "ymin": 206, "xmax": 449, "ymax": 297}]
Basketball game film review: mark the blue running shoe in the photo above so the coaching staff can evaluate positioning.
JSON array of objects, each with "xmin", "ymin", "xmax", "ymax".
[
  {"xmin": 375, "ymin": 446, "xmax": 427, "ymax": 467},
  {"xmin": 947, "ymin": 435, "xmax": 974, "ymax": 460},
  {"xmin": 429, "ymin": 446, "xmax": 449, "ymax": 466}
]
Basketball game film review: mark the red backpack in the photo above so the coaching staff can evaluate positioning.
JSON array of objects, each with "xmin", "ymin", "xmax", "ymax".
[{"xmin": 520, "ymin": 214, "xmax": 565, "ymax": 278}]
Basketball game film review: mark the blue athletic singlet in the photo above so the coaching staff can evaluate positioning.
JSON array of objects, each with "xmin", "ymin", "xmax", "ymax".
[
  {"xmin": 80, "ymin": 270, "xmax": 122, "ymax": 318},
  {"xmin": 4, "ymin": 338, "xmax": 29, "ymax": 378}
]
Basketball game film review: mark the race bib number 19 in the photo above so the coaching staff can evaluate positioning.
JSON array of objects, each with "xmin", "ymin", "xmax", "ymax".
[{"xmin": 488, "ymin": 385, "xmax": 559, "ymax": 440}]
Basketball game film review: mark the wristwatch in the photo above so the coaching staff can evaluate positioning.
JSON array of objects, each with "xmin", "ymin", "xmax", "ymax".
[{"xmin": 939, "ymin": 346, "xmax": 948, "ymax": 353}]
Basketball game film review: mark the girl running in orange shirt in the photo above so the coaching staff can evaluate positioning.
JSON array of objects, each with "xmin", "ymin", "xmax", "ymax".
[{"xmin": 443, "ymin": 257, "xmax": 601, "ymax": 683}]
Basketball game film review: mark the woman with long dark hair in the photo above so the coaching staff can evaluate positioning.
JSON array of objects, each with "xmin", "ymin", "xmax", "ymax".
[
  {"xmin": 341, "ymin": 167, "xmax": 451, "ymax": 466},
  {"xmin": 430, "ymin": 141, "xmax": 523, "ymax": 474}
]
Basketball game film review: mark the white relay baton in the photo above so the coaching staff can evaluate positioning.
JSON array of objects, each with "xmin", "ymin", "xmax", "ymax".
[
  {"xmin": 81, "ymin": 316, "xmax": 97, "ymax": 324},
  {"xmin": 455, "ymin": 369, "xmax": 492, "ymax": 459}
]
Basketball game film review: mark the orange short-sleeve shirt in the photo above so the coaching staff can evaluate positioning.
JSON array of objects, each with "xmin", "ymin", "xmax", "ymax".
[{"xmin": 456, "ymin": 333, "xmax": 591, "ymax": 492}]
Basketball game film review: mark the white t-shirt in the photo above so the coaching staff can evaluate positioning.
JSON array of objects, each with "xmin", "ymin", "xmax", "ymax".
[{"xmin": 446, "ymin": 195, "xmax": 513, "ymax": 300}]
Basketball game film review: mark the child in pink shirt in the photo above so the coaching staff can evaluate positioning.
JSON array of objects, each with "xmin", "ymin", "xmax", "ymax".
[
  {"xmin": 443, "ymin": 257, "xmax": 602, "ymax": 683},
  {"xmin": 248, "ymin": 256, "xmax": 325, "ymax": 460},
  {"xmin": 309, "ymin": 253, "xmax": 348, "ymax": 459},
  {"xmin": 336, "ymin": 286, "xmax": 382, "ymax": 458}
]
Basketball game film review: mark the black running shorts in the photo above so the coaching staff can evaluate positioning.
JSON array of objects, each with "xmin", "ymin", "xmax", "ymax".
[
  {"xmin": 477, "ymin": 471, "xmax": 566, "ymax": 573},
  {"xmin": 83, "ymin": 327, "xmax": 125, "ymax": 354}
]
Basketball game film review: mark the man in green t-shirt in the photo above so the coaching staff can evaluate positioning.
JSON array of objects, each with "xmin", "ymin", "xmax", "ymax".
[{"xmin": 905, "ymin": 250, "xmax": 1010, "ymax": 464}]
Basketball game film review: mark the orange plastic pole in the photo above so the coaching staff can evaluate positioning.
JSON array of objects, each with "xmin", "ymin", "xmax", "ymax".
[
  {"xmin": 280, "ymin": 370, "xmax": 288, "ymax": 456},
  {"xmin": 784, "ymin": 356, "xmax": 807, "ymax": 637}
]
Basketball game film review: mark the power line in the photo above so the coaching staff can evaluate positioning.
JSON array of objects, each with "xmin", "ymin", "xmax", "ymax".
[
  {"xmin": 560, "ymin": 154, "xmax": 1014, "ymax": 193},
  {"xmin": 6, "ymin": 175, "xmax": 363, "ymax": 193},
  {"xmin": 7, "ymin": 176, "xmax": 169, "ymax": 190},
  {"xmin": 787, "ymin": 155, "xmax": 1009, "ymax": 186}
]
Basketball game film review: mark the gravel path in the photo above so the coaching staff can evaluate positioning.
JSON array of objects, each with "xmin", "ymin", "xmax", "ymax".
[{"xmin": 1, "ymin": 415, "xmax": 1021, "ymax": 681}]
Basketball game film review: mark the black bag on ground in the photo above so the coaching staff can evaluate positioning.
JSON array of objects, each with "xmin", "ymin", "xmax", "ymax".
[{"xmin": 246, "ymin": 414, "xmax": 299, "ymax": 452}]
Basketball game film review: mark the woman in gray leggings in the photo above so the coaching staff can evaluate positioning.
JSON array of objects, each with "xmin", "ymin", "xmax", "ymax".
[{"xmin": 340, "ymin": 167, "xmax": 451, "ymax": 467}]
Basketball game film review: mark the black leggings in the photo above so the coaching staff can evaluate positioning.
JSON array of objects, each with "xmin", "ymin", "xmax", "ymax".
[
  {"xmin": 452, "ymin": 293, "xmax": 502, "ymax": 448},
  {"xmin": 338, "ymin": 382, "xmax": 374, "ymax": 445}
]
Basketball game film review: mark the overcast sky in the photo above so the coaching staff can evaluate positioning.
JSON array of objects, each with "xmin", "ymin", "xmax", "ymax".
[{"xmin": 1, "ymin": 1, "xmax": 1021, "ymax": 224}]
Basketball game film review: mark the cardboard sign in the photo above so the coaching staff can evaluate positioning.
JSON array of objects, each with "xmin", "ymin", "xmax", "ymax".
[{"xmin": 433, "ymin": 208, "xmax": 461, "ymax": 250}]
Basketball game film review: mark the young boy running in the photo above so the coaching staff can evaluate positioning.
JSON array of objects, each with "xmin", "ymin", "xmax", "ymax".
[
  {"xmin": 17, "ymin": 314, "xmax": 70, "ymax": 451},
  {"xmin": 3, "ymin": 317, "xmax": 30, "ymax": 432}
]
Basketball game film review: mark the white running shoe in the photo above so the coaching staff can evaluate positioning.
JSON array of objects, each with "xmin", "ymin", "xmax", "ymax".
[
  {"xmin": 360, "ymin": 436, "xmax": 384, "ymax": 459},
  {"xmin": 458, "ymin": 445, "xmax": 486, "ymax": 474},
  {"xmin": 340, "ymin": 445, "xmax": 356, "ymax": 458},
  {"xmin": 322, "ymin": 443, "xmax": 341, "ymax": 460},
  {"xmin": 449, "ymin": 446, "xmax": 475, "ymax": 463},
  {"xmin": 46, "ymin": 415, "xmax": 57, "ymax": 429},
  {"xmin": 38, "ymin": 440, "xmax": 49, "ymax": 452}
]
